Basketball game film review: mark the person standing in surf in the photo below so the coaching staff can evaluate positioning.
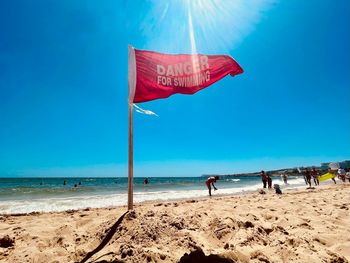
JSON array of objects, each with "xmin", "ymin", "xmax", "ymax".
[
  {"xmin": 267, "ymin": 173, "xmax": 273, "ymax": 189},
  {"xmin": 205, "ymin": 176, "xmax": 219, "ymax": 196},
  {"xmin": 260, "ymin": 170, "xmax": 268, "ymax": 188},
  {"xmin": 281, "ymin": 171, "xmax": 288, "ymax": 185}
]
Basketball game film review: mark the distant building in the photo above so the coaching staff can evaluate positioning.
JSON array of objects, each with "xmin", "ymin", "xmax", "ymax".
[
  {"xmin": 320, "ymin": 163, "xmax": 330, "ymax": 170},
  {"xmin": 320, "ymin": 160, "xmax": 350, "ymax": 170},
  {"xmin": 340, "ymin": 160, "xmax": 350, "ymax": 169}
]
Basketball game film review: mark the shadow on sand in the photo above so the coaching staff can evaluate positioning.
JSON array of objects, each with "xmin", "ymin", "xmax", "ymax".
[
  {"xmin": 79, "ymin": 211, "xmax": 128, "ymax": 263},
  {"xmin": 179, "ymin": 248, "xmax": 234, "ymax": 263}
]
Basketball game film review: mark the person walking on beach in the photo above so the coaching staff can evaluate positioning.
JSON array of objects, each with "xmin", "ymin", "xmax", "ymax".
[
  {"xmin": 346, "ymin": 168, "xmax": 350, "ymax": 182},
  {"xmin": 298, "ymin": 167, "xmax": 308, "ymax": 185},
  {"xmin": 267, "ymin": 173, "xmax": 273, "ymax": 189},
  {"xmin": 328, "ymin": 168, "xmax": 337, "ymax": 184},
  {"xmin": 205, "ymin": 176, "xmax": 219, "ymax": 196},
  {"xmin": 311, "ymin": 167, "xmax": 319, "ymax": 186},
  {"xmin": 260, "ymin": 170, "xmax": 268, "ymax": 188},
  {"xmin": 304, "ymin": 168, "xmax": 312, "ymax": 187},
  {"xmin": 338, "ymin": 168, "xmax": 346, "ymax": 182}
]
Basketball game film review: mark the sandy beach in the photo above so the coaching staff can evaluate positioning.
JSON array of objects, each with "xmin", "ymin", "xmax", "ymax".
[{"xmin": 0, "ymin": 184, "xmax": 349, "ymax": 263}]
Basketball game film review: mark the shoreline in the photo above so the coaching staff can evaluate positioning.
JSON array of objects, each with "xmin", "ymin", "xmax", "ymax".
[
  {"xmin": 0, "ymin": 178, "xmax": 312, "ymax": 216},
  {"xmin": 1, "ymin": 184, "xmax": 349, "ymax": 262},
  {"xmin": 0, "ymin": 176, "xmax": 311, "ymax": 215},
  {"xmin": 0, "ymin": 181, "xmax": 335, "ymax": 216}
]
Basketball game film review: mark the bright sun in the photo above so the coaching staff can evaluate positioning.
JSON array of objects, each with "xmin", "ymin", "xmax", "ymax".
[{"xmin": 142, "ymin": 0, "xmax": 275, "ymax": 53}]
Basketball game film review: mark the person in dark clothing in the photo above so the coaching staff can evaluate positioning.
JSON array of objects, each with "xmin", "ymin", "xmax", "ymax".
[
  {"xmin": 304, "ymin": 168, "xmax": 312, "ymax": 187},
  {"xmin": 260, "ymin": 170, "xmax": 267, "ymax": 188},
  {"xmin": 311, "ymin": 167, "xmax": 319, "ymax": 186},
  {"xmin": 274, "ymin": 184, "xmax": 282, "ymax": 194},
  {"xmin": 267, "ymin": 173, "xmax": 272, "ymax": 189}
]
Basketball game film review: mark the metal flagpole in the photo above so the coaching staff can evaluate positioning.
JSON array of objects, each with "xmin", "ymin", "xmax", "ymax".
[
  {"xmin": 127, "ymin": 100, "xmax": 133, "ymax": 210},
  {"xmin": 127, "ymin": 45, "xmax": 136, "ymax": 211}
]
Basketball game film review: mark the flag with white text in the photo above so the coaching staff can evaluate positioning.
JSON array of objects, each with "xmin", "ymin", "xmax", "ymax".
[{"xmin": 128, "ymin": 46, "xmax": 243, "ymax": 103}]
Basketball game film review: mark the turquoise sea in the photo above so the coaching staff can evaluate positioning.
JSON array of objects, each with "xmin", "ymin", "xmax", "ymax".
[{"xmin": 0, "ymin": 176, "xmax": 307, "ymax": 214}]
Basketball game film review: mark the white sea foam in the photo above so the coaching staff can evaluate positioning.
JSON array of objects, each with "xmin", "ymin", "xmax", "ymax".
[
  {"xmin": 0, "ymin": 186, "xmax": 256, "ymax": 214},
  {"xmin": 226, "ymin": 178, "xmax": 241, "ymax": 182},
  {"xmin": 0, "ymin": 176, "xmax": 318, "ymax": 214}
]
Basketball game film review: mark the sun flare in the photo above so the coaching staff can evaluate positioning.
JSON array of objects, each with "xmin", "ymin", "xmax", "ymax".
[{"xmin": 142, "ymin": 0, "xmax": 275, "ymax": 53}]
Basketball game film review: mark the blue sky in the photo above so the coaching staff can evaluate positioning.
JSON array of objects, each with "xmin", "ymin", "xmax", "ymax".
[{"xmin": 0, "ymin": 0, "xmax": 349, "ymax": 177}]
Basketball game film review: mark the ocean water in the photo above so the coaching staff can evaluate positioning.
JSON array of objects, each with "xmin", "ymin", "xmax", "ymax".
[{"xmin": 0, "ymin": 176, "xmax": 308, "ymax": 214}]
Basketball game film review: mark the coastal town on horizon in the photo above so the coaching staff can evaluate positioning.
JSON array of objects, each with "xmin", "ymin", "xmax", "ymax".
[{"xmin": 203, "ymin": 160, "xmax": 350, "ymax": 178}]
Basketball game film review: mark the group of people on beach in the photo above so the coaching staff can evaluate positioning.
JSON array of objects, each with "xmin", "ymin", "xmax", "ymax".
[
  {"xmin": 303, "ymin": 167, "xmax": 350, "ymax": 187},
  {"xmin": 204, "ymin": 166, "xmax": 350, "ymax": 197},
  {"xmin": 260, "ymin": 170, "xmax": 282, "ymax": 194},
  {"xmin": 302, "ymin": 167, "xmax": 323, "ymax": 187},
  {"xmin": 265, "ymin": 167, "xmax": 350, "ymax": 190},
  {"xmin": 260, "ymin": 170, "xmax": 273, "ymax": 188},
  {"xmin": 205, "ymin": 171, "xmax": 284, "ymax": 197},
  {"xmin": 337, "ymin": 168, "xmax": 350, "ymax": 182},
  {"xmin": 205, "ymin": 173, "xmax": 281, "ymax": 197}
]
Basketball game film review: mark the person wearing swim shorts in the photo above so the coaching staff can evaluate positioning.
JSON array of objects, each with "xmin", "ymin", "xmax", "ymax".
[{"xmin": 206, "ymin": 176, "xmax": 219, "ymax": 196}]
